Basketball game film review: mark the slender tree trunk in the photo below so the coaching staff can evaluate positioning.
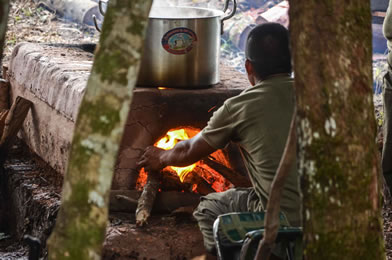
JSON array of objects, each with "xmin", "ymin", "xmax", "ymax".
[
  {"xmin": 0, "ymin": 0, "xmax": 10, "ymax": 68},
  {"xmin": 289, "ymin": 1, "xmax": 385, "ymax": 259},
  {"xmin": 47, "ymin": 1, "xmax": 152, "ymax": 259}
]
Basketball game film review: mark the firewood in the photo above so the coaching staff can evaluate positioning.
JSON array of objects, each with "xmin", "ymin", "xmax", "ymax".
[
  {"xmin": 0, "ymin": 79, "xmax": 9, "ymax": 110},
  {"xmin": 110, "ymin": 190, "xmax": 200, "ymax": 214},
  {"xmin": 0, "ymin": 109, "xmax": 9, "ymax": 138},
  {"xmin": 188, "ymin": 168, "xmax": 216, "ymax": 195},
  {"xmin": 202, "ymin": 157, "xmax": 251, "ymax": 187},
  {"xmin": 135, "ymin": 170, "xmax": 160, "ymax": 226},
  {"xmin": 0, "ymin": 96, "xmax": 32, "ymax": 165},
  {"xmin": 115, "ymin": 195, "xmax": 138, "ymax": 205}
]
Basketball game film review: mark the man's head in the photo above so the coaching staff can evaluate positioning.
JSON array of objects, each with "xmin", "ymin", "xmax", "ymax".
[{"xmin": 245, "ymin": 23, "xmax": 291, "ymax": 85}]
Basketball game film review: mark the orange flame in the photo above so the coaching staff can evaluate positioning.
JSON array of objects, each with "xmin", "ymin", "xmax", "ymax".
[{"xmin": 155, "ymin": 129, "xmax": 195, "ymax": 182}]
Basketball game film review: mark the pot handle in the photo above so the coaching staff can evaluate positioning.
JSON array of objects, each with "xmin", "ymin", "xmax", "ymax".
[{"xmin": 221, "ymin": 0, "xmax": 237, "ymax": 34}]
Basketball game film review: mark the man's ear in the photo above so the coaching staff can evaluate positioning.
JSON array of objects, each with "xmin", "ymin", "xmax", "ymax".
[
  {"xmin": 245, "ymin": 59, "xmax": 253, "ymax": 75},
  {"xmin": 245, "ymin": 59, "xmax": 256, "ymax": 86}
]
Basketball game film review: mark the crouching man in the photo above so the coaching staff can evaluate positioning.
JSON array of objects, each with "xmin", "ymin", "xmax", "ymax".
[{"xmin": 137, "ymin": 23, "xmax": 301, "ymax": 259}]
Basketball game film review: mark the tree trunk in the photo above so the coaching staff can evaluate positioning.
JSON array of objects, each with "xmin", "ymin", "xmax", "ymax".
[
  {"xmin": 47, "ymin": 1, "xmax": 152, "ymax": 259},
  {"xmin": 0, "ymin": 0, "xmax": 10, "ymax": 69},
  {"xmin": 289, "ymin": 1, "xmax": 385, "ymax": 259}
]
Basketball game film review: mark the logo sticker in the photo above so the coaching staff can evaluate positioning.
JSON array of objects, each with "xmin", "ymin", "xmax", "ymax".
[{"xmin": 162, "ymin": 27, "xmax": 197, "ymax": 55}]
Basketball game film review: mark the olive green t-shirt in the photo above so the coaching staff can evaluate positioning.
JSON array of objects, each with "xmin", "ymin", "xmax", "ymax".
[{"xmin": 200, "ymin": 75, "xmax": 301, "ymax": 226}]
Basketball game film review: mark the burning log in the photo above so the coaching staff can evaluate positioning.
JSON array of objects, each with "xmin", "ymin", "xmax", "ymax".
[
  {"xmin": 202, "ymin": 156, "xmax": 251, "ymax": 187},
  {"xmin": 186, "ymin": 169, "xmax": 215, "ymax": 195},
  {"xmin": 110, "ymin": 190, "xmax": 200, "ymax": 214},
  {"xmin": 135, "ymin": 170, "xmax": 161, "ymax": 226}
]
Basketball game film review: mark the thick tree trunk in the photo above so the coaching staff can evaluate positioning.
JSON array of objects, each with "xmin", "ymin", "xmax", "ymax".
[
  {"xmin": 289, "ymin": 1, "xmax": 385, "ymax": 259},
  {"xmin": 0, "ymin": 0, "xmax": 10, "ymax": 69},
  {"xmin": 47, "ymin": 1, "xmax": 152, "ymax": 259}
]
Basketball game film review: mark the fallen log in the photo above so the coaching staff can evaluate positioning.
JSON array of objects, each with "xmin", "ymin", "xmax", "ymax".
[
  {"xmin": 202, "ymin": 157, "xmax": 251, "ymax": 187},
  {"xmin": 110, "ymin": 190, "xmax": 200, "ymax": 214},
  {"xmin": 0, "ymin": 96, "xmax": 32, "ymax": 165},
  {"xmin": 135, "ymin": 170, "xmax": 160, "ymax": 226},
  {"xmin": 34, "ymin": 0, "xmax": 103, "ymax": 26}
]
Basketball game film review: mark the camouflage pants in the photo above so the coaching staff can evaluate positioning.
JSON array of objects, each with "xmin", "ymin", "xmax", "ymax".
[
  {"xmin": 383, "ymin": 67, "xmax": 392, "ymax": 189},
  {"xmin": 193, "ymin": 188, "xmax": 286, "ymax": 258}
]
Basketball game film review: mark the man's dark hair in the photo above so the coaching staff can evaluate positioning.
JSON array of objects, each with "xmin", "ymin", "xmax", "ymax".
[{"xmin": 245, "ymin": 23, "xmax": 292, "ymax": 79}]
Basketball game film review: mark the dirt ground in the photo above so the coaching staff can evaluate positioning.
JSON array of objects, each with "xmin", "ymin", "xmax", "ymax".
[{"xmin": 1, "ymin": 0, "xmax": 392, "ymax": 259}]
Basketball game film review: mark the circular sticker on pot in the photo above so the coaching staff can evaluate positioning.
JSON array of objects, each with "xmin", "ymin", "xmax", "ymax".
[{"xmin": 161, "ymin": 27, "xmax": 197, "ymax": 55}]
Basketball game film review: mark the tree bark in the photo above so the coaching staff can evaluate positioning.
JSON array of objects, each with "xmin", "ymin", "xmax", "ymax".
[
  {"xmin": 290, "ymin": 1, "xmax": 385, "ymax": 259},
  {"xmin": 47, "ymin": 1, "xmax": 152, "ymax": 259},
  {"xmin": 0, "ymin": 0, "xmax": 10, "ymax": 70}
]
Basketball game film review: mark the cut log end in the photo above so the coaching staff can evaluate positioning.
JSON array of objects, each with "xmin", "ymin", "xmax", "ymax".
[{"xmin": 135, "ymin": 209, "xmax": 150, "ymax": 227}]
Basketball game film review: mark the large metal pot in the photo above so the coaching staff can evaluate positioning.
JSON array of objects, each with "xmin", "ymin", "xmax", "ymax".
[{"xmin": 137, "ymin": 0, "xmax": 237, "ymax": 88}]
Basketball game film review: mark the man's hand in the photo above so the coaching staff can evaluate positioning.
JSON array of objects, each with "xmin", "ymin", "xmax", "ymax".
[
  {"xmin": 137, "ymin": 146, "xmax": 166, "ymax": 172},
  {"xmin": 137, "ymin": 134, "xmax": 216, "ymax": 173}
]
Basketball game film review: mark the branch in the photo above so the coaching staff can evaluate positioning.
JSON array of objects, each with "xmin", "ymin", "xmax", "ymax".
[{"xmin": 255, "ymin": 108, "xmax": 297, "ymax": 260}]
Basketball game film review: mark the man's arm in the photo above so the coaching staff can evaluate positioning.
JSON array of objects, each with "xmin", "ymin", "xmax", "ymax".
[{"xmin": 137, "ymin": 133, "xmax": 216, "ymax": 172}]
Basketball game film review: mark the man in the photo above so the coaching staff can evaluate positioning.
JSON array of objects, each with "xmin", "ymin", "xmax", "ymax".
[
  {"xmin": 383, "ymin": 0, "xmax": 392, "ymax": 192},
  {"xmin": 137, "ymin": 23, "xmax": 301, "ymax": 259}
]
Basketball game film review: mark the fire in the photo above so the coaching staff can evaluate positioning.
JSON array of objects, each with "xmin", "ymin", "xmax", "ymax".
[
  {"xmin": 136, "ymin": 127, "xmax": 234, "ymax": 194},
  {"xmin": 155, "ymin": 129, "xmax": 195, "ymax": 182}
]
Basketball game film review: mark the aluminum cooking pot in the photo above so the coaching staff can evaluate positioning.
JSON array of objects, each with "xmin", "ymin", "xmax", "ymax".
[{"xmin": 137, "ymin": 0, "xmax": 237, "ymax": 88}]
